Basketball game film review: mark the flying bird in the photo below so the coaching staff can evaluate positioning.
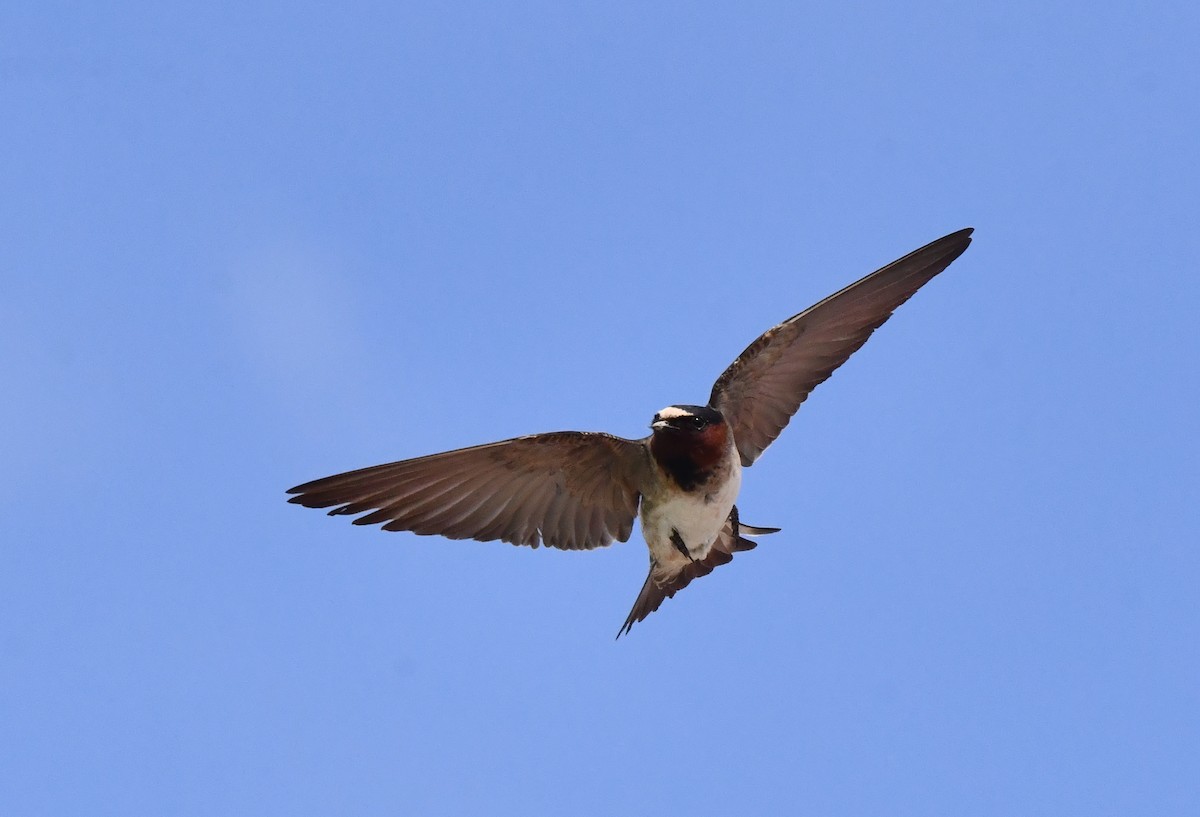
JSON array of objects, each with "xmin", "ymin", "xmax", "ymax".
[{"xmin": 288, "ymin": 228, "xmax": 974, "ymax": 636}]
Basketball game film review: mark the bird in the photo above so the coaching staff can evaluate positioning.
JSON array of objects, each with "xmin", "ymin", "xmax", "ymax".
[{"xmin": 288, "ymin": 228, "xmax": 974, "ymax": 637}]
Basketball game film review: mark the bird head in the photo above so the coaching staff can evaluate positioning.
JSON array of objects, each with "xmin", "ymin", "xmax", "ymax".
[{"xmin": 650, "ymin": 404, "xmax": 725, "ymax": 434}]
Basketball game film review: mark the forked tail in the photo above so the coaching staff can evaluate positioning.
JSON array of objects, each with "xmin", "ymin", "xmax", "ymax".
[{"xmin": 616, "ymin": 507, "xmax": 779, "ymax": 638}]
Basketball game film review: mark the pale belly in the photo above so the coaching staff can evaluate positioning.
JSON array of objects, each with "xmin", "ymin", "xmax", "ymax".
[{"xmin": 640, "ymin": 459, "xmax": 742, "ymax": 565}]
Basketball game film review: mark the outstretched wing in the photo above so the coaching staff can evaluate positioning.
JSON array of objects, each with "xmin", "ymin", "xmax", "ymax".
[
  {"xmin": 617, "ymin": 511, "xmax": 776, "ymax": 637},
  {"xmin": 710, "ymin": 228, "xmax": 973, "ymax": 466},
  {"xmin": 288, "ymin": 432, "xmax": 649, "ymax": 551}
]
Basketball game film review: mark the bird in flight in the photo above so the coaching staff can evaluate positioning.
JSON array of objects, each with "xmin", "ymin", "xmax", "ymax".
[{"xmin": 288, "ymin": 228, "xmax": 974, "ymax": 637}]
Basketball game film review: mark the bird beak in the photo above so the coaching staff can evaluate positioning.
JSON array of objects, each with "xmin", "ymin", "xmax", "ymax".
[{"xmin": 651, "ymin": 419, "xmax": 670, "ymax": 431}]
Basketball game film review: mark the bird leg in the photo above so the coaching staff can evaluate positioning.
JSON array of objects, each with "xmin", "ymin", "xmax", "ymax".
[{"xmin": 670, "ymin": 528, "xmax": 696, "ymax": 563}]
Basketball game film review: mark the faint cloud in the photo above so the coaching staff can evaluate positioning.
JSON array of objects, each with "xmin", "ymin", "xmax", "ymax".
[
  {"xmin": 0, "ymin": 304, "xmax": 94, "ymax": 493},
  {"xmin": 219, "ymin": 240, "xmax": 376, "ymax": 435}
]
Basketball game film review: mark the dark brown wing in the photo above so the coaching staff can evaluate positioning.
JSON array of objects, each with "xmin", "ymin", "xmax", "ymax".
[
  {"xmin": 288, "ymin": 432, "xmax": 650, "ymax": 550},
  {"xmin": 616, "ymin": 513, "xmax": 767, "ymax": 638},
  {"xmin": 710, "ymin": 228, "xmax": 973, "ymax": 466}
]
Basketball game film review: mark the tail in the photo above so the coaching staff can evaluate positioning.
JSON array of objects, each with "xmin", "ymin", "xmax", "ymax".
[
  {"xmin": 615, "ymin": 507, "xmax": 780, "ymax": 638},
  {"xmin": 739, "ymin": 522, "xmax": 781, "ymax": 537}
]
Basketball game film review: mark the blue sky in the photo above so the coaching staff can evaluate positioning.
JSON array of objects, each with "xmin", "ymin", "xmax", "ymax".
[{"xmin": 3, "ymin": 2, "xmax": 1197, "ymax": 814}]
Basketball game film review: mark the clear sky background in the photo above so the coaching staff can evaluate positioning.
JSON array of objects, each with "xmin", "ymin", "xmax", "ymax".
[{"xmin": 3, "ymin": 2, "xmax": 1197, "ymax": 815}]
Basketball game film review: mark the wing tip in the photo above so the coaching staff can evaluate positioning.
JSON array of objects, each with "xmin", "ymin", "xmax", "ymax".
[{"xmin": 936, "ymin": 226, "xmax": 975, "ymax": 260}]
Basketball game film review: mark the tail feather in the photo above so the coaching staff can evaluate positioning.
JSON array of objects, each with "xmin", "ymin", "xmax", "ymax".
[
  {"xmin": 615, "ymin": 506, "xmax": 780, "ymax": 638},
  {"xmin": 739, "ymin": 522, "xmax": 781, "ymax": 536}
]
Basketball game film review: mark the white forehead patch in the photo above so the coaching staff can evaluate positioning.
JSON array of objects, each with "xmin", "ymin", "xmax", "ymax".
[{"xmin": 656, "ymin": 406, "xmax": 692, "ymax": 420}]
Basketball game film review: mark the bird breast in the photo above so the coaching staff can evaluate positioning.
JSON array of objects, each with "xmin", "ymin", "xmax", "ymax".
[{"xmin": 640, "ymin": 446, "xmax": 741, "ymax": 564}]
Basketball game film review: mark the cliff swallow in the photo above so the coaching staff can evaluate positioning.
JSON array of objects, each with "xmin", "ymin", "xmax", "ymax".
[{"xmin": 288, "ymin": 228, "xmax": 973, "ymax": 636}]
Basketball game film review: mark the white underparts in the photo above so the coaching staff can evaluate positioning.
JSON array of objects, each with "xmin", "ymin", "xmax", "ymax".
[{"xmin": 640, "ymin": 453, "xmax": 742, "ymax": 574}]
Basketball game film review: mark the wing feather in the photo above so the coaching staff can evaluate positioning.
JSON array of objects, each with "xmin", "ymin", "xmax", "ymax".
[
  {"xmin": 288, "ymin": 432, "xmax": 649, "ymax": 550},
  {"xmin": 710, "ymin": 228, "xmax": 973, "ymax": 465}
]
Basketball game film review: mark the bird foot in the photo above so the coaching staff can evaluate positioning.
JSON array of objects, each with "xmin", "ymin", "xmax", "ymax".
[{"xmin": 670, "ymin": 529, "xmax": 696, "ymax": 563}]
